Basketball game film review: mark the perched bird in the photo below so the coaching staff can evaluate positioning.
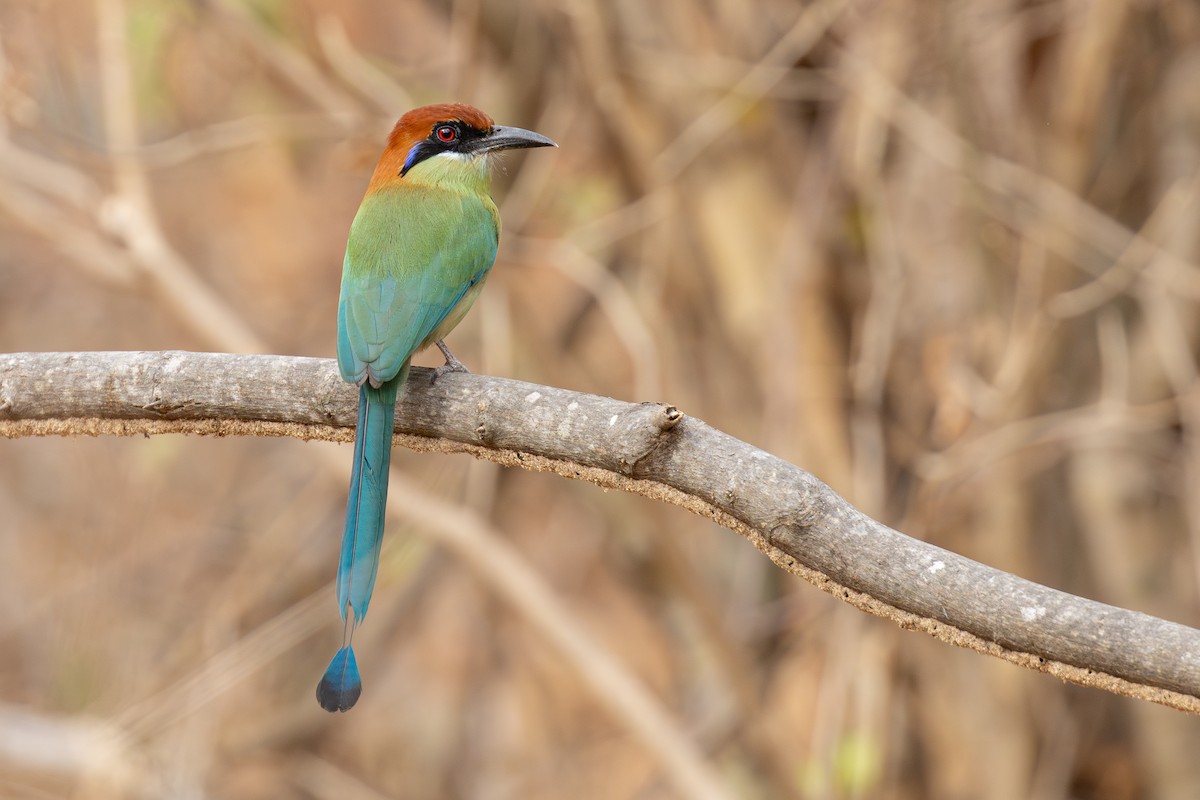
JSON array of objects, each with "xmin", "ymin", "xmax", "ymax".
[{"xmin": 318, "ymin": 104, "xmax": 556, "ymax": 712}]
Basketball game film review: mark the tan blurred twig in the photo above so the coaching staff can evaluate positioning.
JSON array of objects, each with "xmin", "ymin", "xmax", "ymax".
[
  {"xmin": 0, "ymin": 705, "xmax": 161, "ymax": 797},
  {"xmin": 514, "ymin": 236, "xmax": 662, "ymax": 399},
  {"xmin": 95, "ymin": 0, "xmax": 263, "ymax": 353},
  {"xmin": 654, "ymin": 0, "xmax": 850, "ymax": 182},
  {"xmin": 837, "ymin": 50, "xmax": 1200, "ymax": 300},
  {"xmin": 3, "ymin": 350, "xmax": 1200, "ymax": 718},
  {"xmin": 133, "ymin": 113, "xmax": 369, "ymax": 169},
  {"xmin": 206, "ymin": 0, "xmax": 362, "ymax": 126},
  {"xmin": 1050, "ymin": 176, "xmax": 1200, "ymax": 318},
  {"xmin": 315, "ymin": 14, "xmax": 413, "ymax": 113},
  {"xmin": 916, "ymin": 400, "xmax": 1179, "ymax": 485}
]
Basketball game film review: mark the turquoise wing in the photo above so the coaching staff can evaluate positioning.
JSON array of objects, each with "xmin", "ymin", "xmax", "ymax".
[{"xmin": 337, "ymin": 188, "xmax": 499, "ymax": 387}]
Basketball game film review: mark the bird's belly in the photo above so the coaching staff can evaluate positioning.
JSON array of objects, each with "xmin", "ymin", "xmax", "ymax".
[{"xmin": 420, "ymin": 272, "xmax": 491, "ymax": 351}]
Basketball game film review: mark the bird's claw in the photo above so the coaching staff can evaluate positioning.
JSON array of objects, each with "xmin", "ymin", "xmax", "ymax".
[{"xmin": 431, "ymin": 340, "xmax": 471, "ymax": 384}]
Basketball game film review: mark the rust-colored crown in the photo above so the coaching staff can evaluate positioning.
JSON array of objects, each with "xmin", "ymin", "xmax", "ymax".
[
  {"xmin": 367, "ymin": 104, "xmax": 495, "ymax": 190},
  {"xmin": 387, "ymin": 104, "xmax": 494, "ymax": 150}
]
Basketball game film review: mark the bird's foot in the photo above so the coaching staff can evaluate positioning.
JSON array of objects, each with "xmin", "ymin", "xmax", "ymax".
[{"xmin": 431, "ymin": 340, "xmax": 471, "ymax": 384}]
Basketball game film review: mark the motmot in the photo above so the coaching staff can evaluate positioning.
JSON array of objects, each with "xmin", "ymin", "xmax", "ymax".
[{"xmin": 318, "ymin": 104, "xmax": 556, "ymax": 712}]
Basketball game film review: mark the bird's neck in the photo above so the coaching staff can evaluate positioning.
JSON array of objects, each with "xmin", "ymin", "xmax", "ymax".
[{"xmin": 368, "ymin": 151, "xmax": 490, "ymax": 197}]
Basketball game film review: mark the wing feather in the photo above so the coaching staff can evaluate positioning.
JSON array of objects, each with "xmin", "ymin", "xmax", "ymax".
[{"xmin": 337, "ymin": 187, "xmax": 499, "ymax": 386}]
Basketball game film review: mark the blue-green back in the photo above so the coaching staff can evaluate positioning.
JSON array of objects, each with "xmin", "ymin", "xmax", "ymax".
[{"xmin": 337, "ymin": 186, "xmax": 498, "ymax": 387}]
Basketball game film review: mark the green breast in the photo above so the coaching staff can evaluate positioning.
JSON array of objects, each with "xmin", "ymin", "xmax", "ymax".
[{"xmin": 337, "ymin": 182, "xmax": 499, "ymax": 387}]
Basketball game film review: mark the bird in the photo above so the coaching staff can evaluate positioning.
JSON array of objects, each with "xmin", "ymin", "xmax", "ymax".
[{"xmin": 317, "ymin": 104, "xmax": 556, "ymax": 712}]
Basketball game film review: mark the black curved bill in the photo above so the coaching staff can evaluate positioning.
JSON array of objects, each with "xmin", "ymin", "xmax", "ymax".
[{"xmin": 477, "ymin": 125, "xmax": 558, "ymax": 153}]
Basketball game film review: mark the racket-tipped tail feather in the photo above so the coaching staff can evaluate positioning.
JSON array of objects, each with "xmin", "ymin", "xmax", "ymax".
[{"xmin": 316, "ymin": 646, "xmax": 362, "ymax": 712}]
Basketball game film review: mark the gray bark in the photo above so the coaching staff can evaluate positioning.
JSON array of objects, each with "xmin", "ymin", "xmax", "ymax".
[{"xmin": 2, "ymin": 350, "xmax": 1198, "ymax": 713}]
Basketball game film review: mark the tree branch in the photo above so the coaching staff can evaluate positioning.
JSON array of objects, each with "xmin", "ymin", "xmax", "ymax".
[{"xmin": 3, "ymin": 351, "xmax": 1199, "ymax": 714}]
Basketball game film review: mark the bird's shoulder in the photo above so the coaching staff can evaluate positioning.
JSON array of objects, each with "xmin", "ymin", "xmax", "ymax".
[{"xmin": 345, "ymin": 185, "xmax": 497, "ymax": 275}]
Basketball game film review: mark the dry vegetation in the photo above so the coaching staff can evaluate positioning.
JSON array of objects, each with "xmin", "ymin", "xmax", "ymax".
[{"xmin": 2, "ymin": 0, "xmax": 1200, "ymax": 798}]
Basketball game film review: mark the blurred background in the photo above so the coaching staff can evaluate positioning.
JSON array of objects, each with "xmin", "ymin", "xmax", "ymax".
[{"xmin": 2, "ymin": 0, "xmax": 1200, "ymax": 797}]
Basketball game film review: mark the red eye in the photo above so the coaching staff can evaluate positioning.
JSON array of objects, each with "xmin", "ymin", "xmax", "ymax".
[{"xmin": 435, "ymin": 125, "xmax": 458, "ymax": 143}]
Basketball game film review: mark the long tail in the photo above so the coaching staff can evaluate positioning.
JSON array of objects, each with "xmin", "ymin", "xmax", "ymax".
[{"xmin": 317, "ymin": 373, "xmax": 402, "ymax": 712}]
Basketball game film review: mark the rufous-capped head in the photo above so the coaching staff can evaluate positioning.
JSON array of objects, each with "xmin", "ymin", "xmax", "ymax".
[{"xmin": 368, "ymin": 103, "xmax": 556, "ymax": 189}]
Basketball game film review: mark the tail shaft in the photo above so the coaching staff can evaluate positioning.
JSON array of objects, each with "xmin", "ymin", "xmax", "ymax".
[
  {"xmin": 317, "ymin": 375, "xmax": 402, "ymax": 712},
  {"xmin": 336, "ymin": 380, "xmax": 399, "ymax": 620}
]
